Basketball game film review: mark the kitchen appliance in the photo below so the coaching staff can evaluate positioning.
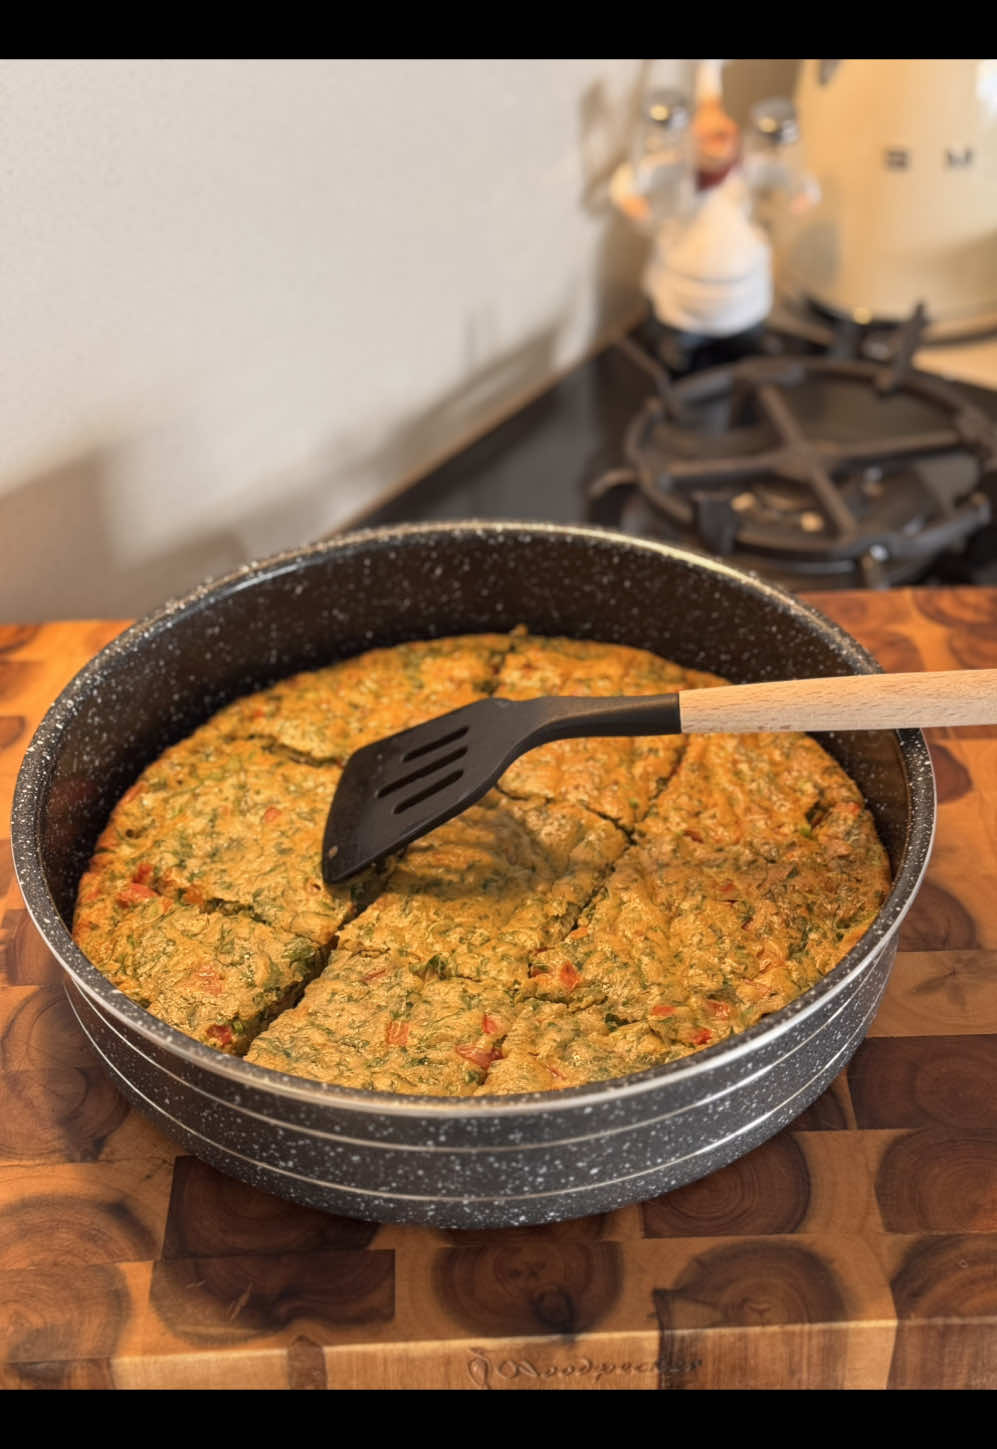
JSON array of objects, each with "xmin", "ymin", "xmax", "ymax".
[
  {"xmin": 12, "ymin": 523, "xmax": 934, "ymax": 1228},
  {"xmin": 786, "ymin": 59, "xmax": 997, "ymax": 335}
]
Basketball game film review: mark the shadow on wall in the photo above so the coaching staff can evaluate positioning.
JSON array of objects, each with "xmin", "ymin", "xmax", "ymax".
[
  {"xmin": 2, "ymin": 63, "xmax": 670, "ymax": 623},
  {"xmin": 578, "ymin": 59, "xmax": 657, "ymax": 339},
  {"xmin": 0, "ymin": 320, "xmax": 570, "ymax": 620},
  {"xmin": 0, "ymin": 451, "xmax": 247, "ymax": 622},
  {"xmin": 321, "ymin": 64, "xmax": 667, "ymax": 534},
  {"xmin": 313, "ymin": 317, "xmax": 565, "ymax": 532},
  {"xmin": 318, "ymin": 68, "xmax": 662, "ymax": 534}
]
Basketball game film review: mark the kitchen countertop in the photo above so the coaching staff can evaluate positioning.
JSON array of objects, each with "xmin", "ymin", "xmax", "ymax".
[
  {"xmin": 1, "ymin": 589, "xmax": 996, "ymax": 1390},
  {"xmin": 916, "ymin": 333, "xmax": 997, "ymax": 394}
]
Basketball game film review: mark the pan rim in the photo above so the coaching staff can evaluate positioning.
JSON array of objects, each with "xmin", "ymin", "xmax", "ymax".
[
  {"xmin": 73, "ymin": 986, "xmax": 877, "ymax": 1205},
  {"xmin": 65, "ymin": 935, "xmax": 886, "ymax": 1146},
  {"xmin": 11, "ymin": 519, "xmax": 936, "ymax": 1121}
]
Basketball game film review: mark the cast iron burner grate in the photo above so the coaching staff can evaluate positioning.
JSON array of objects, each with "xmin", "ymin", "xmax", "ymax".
[{"xmin": 588, "ymin": 310, "xmax": 997, "ymax": 589}]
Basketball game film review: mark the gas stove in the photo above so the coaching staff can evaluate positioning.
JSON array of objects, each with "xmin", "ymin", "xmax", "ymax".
[{"xmin": 346, "ymin": 304, "xmax": 997, "ymax": 592}]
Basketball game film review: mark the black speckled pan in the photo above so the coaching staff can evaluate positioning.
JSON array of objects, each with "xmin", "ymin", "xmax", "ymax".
[{"xmin": 11, "ymin": 523, "xmax": 935, "ymax": 1229}]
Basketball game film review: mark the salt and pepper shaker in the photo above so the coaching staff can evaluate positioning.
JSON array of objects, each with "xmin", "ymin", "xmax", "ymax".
[{"xmin": 621, "ymin": 87, "xmax": 694, "ymax": 231}]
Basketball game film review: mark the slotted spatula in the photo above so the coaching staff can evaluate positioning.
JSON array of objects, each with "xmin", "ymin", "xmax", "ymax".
[{"xmin": 321, "ymin": 668, "xmax": 997, "ymax": 883}]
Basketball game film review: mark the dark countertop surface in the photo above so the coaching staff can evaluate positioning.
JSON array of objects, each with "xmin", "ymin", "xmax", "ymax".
[{"xmin": 348, "ymin": 326, "xmax": 997, "ymax": 553}]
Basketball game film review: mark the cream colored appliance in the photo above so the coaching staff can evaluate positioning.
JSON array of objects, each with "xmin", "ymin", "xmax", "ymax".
[{"xmin": 785, "ymin": 58, "xmax": 997, "ymax": 335}]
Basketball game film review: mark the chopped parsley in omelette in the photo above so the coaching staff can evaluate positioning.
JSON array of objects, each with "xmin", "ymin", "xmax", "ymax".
[{"xmin": 73, "ymin": 633, "xmax": 890, "ymax": 1094}]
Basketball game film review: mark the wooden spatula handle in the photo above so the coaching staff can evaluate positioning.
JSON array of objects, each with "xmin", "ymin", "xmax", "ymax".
[{"xmin": 678, "ymin": 669, "xmax": 997, "ymax": 735}]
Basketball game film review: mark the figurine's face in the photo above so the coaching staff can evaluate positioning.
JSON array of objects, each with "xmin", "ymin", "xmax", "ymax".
[{"xmin": 694, "ymin": 100, "xmax": 741, "ymax": 189}]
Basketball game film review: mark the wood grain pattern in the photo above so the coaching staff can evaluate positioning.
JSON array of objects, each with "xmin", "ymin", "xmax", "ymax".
[
  {"xmin": 653, "ymin": 1238, "xmax": 860, "ymax": 1390},
  {"xmin": 887, "ymin": 1234, "xmax": 997, "ymax": 1389},
  {"xmin": 432, "ymin": 1240, "xmax": 624, "ymax": 1338},
  {"xmin": 641, "ymin": 1135, "xmax": 812, "ymax": 1238},
  {"xmin": 679, "ymin": 669, "xmax": 997, "ymax": 734},
  {"xmin": 1, "ymin": 593, "xmax": 996, "ymax": 1388},
  {"xmin": 871, "ymin": 1128, "xmax": 997, "ymax": 1233},
  {"xmin": 849, "ymin": 1036, "xmax": 997, "ymax": 1130}
]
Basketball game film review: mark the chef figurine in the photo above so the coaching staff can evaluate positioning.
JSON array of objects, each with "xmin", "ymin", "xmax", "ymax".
[{"xmin": 611, "ymin": 60, "xmax": 819, "ymax": 371}]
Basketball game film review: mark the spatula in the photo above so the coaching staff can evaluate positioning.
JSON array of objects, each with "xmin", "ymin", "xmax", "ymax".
[{"xmin": 322, "ymin": 668, "xmax": 997, "ymax": 883}]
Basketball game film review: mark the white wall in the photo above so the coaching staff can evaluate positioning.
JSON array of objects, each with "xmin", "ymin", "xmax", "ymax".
[{"xmin": 0, "ymin": 58, "xmax": 686, "ymax": 619}]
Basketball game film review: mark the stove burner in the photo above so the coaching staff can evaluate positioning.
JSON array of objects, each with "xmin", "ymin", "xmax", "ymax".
[
  {"xmin": 588, "ymin": 319, "xmax": 997, "ymax": 589},
  {"xmin": 770, "ymin": 291, "xmax": 997, "ymax": 355}
]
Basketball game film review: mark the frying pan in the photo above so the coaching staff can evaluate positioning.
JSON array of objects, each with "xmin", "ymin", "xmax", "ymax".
[{"xmin": 11, "ymin": 522, "xmax": 935, "ymax": 1228}]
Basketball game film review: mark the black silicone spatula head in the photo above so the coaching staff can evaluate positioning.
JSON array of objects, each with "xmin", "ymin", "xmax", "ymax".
[
  {"xmin": 321, "ymin": 665, "xmax": 997, "ymax": 884},
  {"xmin": 322, "ymin": 698, "xmax": 526, "ymax": 883},
  {"xmin": 322, "ymin": 692, "xmax": 682, "ymax": 883}
]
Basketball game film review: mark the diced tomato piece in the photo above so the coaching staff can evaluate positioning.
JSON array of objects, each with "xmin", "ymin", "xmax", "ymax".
[
  {"xmin": 691, "ymin": 1028, "xmax": 712, "ymax": 1046},
  {"xmin": 385, "ymin": 1020, "xmax": 409, "ymax": 1046},
  {"xmin": 131, "ymin": 861, "xmax": 154, "ymax": 885},
  {"xmin": 115, "ymin": 882, "xmax": 158, "ymax": 907},
  {"xmin": 559, "ymin": 961, "xmax": 581, "ymax": 991},
  {"xmin": 194, "ymin": 962, "xmax": 224, "ymax": 991},
  {"xmin": 707, "ymin": 999, "xmax": 731, "ymax": 1018},
  {"xmin": 263, "ymin": 806, "xmax": 282, "ymax": 824},
  {"xmin": 481, "ymin": 1014, "xmax": 503, "ymax": 1036},
  {"xmin": 651, "ymin": 1004, "xmax": 676, "ymax": 1018},
  {"xmin": 456, "ymin": 1043, "xmax": 499, "ymax": 1071},
  {"xmin": 206, "ymin": 1023, "xmax": 234, "ymax": 1047}
]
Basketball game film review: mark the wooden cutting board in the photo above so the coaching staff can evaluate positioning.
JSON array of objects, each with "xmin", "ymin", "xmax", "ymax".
[{"xmin": 1, "ymin": 590, "xmax": 996, "ymax": 1390}]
